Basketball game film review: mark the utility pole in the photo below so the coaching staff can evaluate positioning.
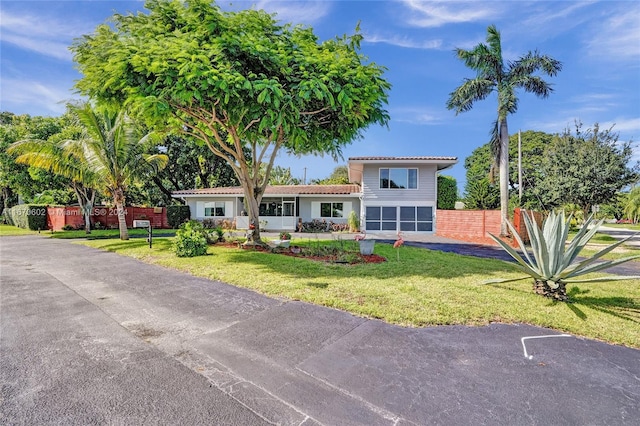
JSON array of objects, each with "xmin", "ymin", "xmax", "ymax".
[{"xmin": 303, "ymin": 167, "xmax": 307, "ymax": 185}]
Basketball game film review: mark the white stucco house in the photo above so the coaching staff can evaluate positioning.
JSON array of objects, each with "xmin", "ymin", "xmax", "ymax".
[{"xmin": 171, "ymin": 156, "xmax": 457, "ymax": 233}]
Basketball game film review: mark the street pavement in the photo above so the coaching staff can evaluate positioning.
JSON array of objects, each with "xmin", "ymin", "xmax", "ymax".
[{"xmin": 1, "ymin": 235, "xmax": 639, "ymax": 425}]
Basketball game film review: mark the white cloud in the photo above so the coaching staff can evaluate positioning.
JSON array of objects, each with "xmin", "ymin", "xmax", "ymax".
[
  {"xmin": 0, "ymin": 78, "xmax": 77, "ymax": 115},
  {"xmin": 586, "ymin": 7, "xmax": 640, "ymax": 62},
  {"xmin": 0, "ymin": 10, "xmax": 90, "ymax": 61},
  {"xmin": 250, "ymin": 1, "xmax": 331, "ymax": 25},
  {"xmin": 400, "ymin": 0, "xmax": 500, "ymax": 27},
  {"xmin": 364, "ymin": 33, "xmax": 442, "ymax": 49},
  {"xmin": 392, "ymin": 107, "xmax": 445, "ymax": 125}
]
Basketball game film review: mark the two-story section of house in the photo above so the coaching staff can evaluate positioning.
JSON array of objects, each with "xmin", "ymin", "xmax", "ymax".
[
  {"xmin": 171, "ymin": 156, "xmax": 457, "ymax": 234},
  {"xmin": 348, "ymin": 156, "xmax": 457, "ymax": 233}
]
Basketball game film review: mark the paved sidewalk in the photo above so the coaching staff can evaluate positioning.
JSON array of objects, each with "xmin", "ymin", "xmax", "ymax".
[{"xmin": 1, "ymin": 236, "xmax": 639, "ymax": 425}]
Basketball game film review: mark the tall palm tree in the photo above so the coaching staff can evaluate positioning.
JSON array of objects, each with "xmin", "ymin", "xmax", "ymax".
[
  {"xmin": 71, "ymin": 103, "xmax": 168, "ymax": 240},
  {"xmin": 447, "ymin": 25, "xmax": 561, "ymax": 235}
]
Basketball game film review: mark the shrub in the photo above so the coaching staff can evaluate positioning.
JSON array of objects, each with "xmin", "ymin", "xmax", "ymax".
[
  {"xmin": 62, "ymin": 224, "xmax": 75, "ymax": 231},
  {"xmin": 173, "ymin": 220, "xmax": 208, "ymax": 257},
  {"xmin": 4, "ymin": 205, "xmax": 48, "ymax": 230},
  {"xmin": 437, "ymin": 175, "xmax": 458, "ymax": 210},
  {"xmin": 167, "ymin": 204, "xmax": 191, "ymax": 228},
  {"xmin": 348, "ymin": 210, "xmax": 360, "ymax": 232},
  {"xmin": 464, "ymin": 178, "xmax": 499, "ymax": 210}
]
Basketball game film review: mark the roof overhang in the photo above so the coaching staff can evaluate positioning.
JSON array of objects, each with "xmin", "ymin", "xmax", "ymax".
[{"xmin": 348, "ymin": 156, "xmax": 458, "ymax": 183}]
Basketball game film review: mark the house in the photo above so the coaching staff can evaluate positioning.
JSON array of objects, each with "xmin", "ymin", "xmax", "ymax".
[{"xmin": 171, "ymin": 156, "xmax": 457, "ymax": 233}]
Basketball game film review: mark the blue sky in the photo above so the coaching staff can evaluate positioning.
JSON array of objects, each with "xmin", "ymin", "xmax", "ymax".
[{"xmin": 1, "ymin": 1, "xmax": 639, "ymax": 190}]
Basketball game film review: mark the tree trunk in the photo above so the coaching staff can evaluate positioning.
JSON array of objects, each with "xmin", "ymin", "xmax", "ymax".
[
  {"xmin": 533, "ymin": 280, "xmax": 568, "ymax": 302},
  {"xmin": 113, "ymin": 188, "xmax": 129, "ymax": 240},
  {"xmin": 499, "ymin": 117, "xmax": 510, "ymax": 236},
  {"xmin": 73, "ymin": 183, "xmax": 95, "ymax": 234}
]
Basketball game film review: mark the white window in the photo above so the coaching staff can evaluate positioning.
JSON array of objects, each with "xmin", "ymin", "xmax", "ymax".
[
  {"xmin": 311, "ymin": 201, "xmax": 351, "ymax": 219},
  {"xmin": 321, "ymin": 202, "xmax": 344, "ymax": 218},
  {"xmin": 379, "ymin": 168, "xmax": 418, "ymax": 189},
  {"xmin": 204, "ymin": 202, "xmax": 226, "ymax": 217}
]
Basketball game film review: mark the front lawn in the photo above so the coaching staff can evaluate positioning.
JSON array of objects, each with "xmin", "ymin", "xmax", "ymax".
[
  {"xmin": 49, "ymin": 228, "xmax": 177, "ymax": 239},
  {"xmin": 0, "ymin": 224, "xmax": 42, "ymax": 236},
  {"xmin": 78, "ymin": 237, "xmax": 640, "ymax": 348}
]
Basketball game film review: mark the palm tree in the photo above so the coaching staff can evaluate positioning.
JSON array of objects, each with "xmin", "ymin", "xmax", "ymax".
[
  {"xmin": 624, "ymin": 187, "xmax": 640, "ymax": 223},
  {"xmin": 9, "ymin": 125, "xmax": 98, "ymax": 234},
  {"xmin": 447, "ymin": 25, "xmax": 561, "ymax": 235},
  {"xmin": 71, "ymin": 103, "xmax": 168, "ymax": 240}
]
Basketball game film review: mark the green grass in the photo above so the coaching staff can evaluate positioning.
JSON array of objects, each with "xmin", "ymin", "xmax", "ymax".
[
  {"xmin": 49, "ymin": 228, "xmax": 177, "ymax": 239},
  {"xmin": 604, "ymin": 222, "xmax": 640, "ymax": 231},
  {"xmin": 78, "ymin": 237, "xmax": 640, "ymax": 348},
  {"xmin": 568, "ymin": 231, "xmax": 618, "ymax": 243},
  {"xmin": 0, "ymin": 224, "xmax": 42, "ymax": 236}
]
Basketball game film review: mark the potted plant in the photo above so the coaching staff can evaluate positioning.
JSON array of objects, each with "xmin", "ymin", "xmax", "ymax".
[
  {"xmin": 355, "ymin": 230, "xmax": 375, "ymax": 255},
  {"xmin": 272, "ymin": 231, "xmax": 292, "ymax": 248}
]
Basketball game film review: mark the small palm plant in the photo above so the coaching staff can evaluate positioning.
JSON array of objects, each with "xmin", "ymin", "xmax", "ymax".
[{"xmin": 488, "ymin": 210, "xmax": 640, "ymax": 301}]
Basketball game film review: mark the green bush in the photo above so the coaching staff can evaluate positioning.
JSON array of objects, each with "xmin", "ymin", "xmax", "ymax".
[
  {"xmin": 464, "ymin": 178, "xmax": 499, "ymax": 210},
  {"xmin": 437, "ymin": 175, "xmax": 458, "ymax": 209},
  {"xmin": 3, "ymin": 204, "xmax": 48, "ymax": 230},
  {"xmin": 174, "ymin": 220, "xmax": 208, "ymax": 257},
  {"xmin": 167, "ymin": 204, "xmax": 191, "ymax": 228}
]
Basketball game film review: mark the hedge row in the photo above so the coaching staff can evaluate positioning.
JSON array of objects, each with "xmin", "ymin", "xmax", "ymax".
[
  {"xmin": 3, "ymin": 204, "xmax": 48, "ymax": 230},
  {"xmin": 167, "ymin": 204, "xmax": 191, "ymax": 228}
]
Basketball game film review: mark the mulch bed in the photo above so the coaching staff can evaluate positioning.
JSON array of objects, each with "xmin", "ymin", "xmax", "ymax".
[{"xmin": 216, "ymin": 241, "xmax": 386, "ymax": 264}]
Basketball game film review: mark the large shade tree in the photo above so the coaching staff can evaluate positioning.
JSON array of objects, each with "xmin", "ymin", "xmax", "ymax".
[
  {"xmin": 535, "ymin": 122, "xmax": 637, "ymax": 216},
  {"xmin": 71, "ymin": 0, "xmax": 390, "ymax": 244},
  {"xmin": 447, "ymin": 25, "xmax": 561, "ymax": 235}
]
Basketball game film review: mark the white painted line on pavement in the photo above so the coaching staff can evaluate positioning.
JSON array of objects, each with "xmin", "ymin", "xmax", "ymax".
[{"xmin": 521, "ymin": 334, "xmax": 573, "ymax": 359}]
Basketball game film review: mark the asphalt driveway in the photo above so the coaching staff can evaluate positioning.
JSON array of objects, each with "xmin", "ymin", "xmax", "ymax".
[{"xmin": 1, "ymin": 236, "xmax": 639, "ymax": 425}]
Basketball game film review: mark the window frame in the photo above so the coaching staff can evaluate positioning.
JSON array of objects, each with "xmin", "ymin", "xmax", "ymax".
[{"xmin": 379, "ymin": 167, "xmax": 418, "ymax": 190}]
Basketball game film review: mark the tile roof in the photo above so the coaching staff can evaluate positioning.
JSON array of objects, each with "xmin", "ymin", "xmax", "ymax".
[
  {"xmin": 172, "ymin": 184, "xmax": 361, "ymax": 196},
  {"xmin": 348, "ymin": 156, "xmax": 457, "ymax": 161}
]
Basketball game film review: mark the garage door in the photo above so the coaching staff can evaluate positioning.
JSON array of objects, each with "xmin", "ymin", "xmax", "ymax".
[{"xmin": 365, "ymin": 206, "xmax": 433, "ymax": 232}]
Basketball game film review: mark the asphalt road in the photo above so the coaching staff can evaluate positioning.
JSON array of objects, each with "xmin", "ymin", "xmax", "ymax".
[{"xmin": 1, "ymin": 236, "xmax": 639, "ymax": 425}]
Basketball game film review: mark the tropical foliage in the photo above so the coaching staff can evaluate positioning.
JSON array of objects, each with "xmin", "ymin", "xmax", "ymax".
[
  {"xmin": 535, "ymin": 122, "xmax": 637, "ymax": 216},
  {"xmin": 174, "ymin": 220, "xmax": 209, "ymax": 257},
  {"xmin": 71, "ymin": 0, "xmax": 390, "ymax": 244},
  {"xmin": 447, "ymin": 25, "xmax": 561, "ymax": 235},
  {"xmin": 464, "ymin": 178, "xmax": 499, "ymax": 210},
  {"xmin": 488, "ymin": 211, "xmax": 640, "ymax": 301},
  {"xmin": 623, "ymin": 187, "xmax": 640, "ymax": 223},
  {"xmin": 437, "ymin": 175, "xmax": 458, "ymax": 209}
]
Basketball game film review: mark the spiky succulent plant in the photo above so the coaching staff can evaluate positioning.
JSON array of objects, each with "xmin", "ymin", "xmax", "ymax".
[{"xmin": 487, "ymin": 211, "xmax": 640, "ymax": 301}]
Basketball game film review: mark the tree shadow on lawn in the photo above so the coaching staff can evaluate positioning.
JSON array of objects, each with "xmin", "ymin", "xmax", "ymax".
[{"xmin": 562, "ymin": 286, "xmax": 640, "ymax": 324}]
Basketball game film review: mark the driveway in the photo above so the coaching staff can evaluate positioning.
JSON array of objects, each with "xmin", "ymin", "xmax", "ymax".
[{"xmin": 1, "ymin": 236, "xmax": 639, "ymax": 425}]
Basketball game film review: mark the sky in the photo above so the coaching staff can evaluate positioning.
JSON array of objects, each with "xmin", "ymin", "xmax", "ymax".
[{"xmin": 1, "ymin": 0, "xmax": 639, "ymax": 191}]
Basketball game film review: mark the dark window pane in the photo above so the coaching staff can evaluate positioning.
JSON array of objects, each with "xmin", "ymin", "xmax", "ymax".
[
  {"xmin": 366, "ymin": 221, "xmax": 381, "ymax": 231},
  {"xmin": 382, "ymin": 221, "xmax": 397, "ymax": 231},
  {"xmin": 333, "ymin": 203, "xmax": 343, "ymax": 217},
  {"xmin": 321, "ymin": 203, "xmax": 331, "ymax": 217},
  {"xmin": 380, "ymin": 169, "xmax": 389, "ymax": 188},
  {"xmin": 382, "ymin": 207, "xmax": 396, "ymax": 221},
  {"xmin": 408, "ymin": 169, "xmax": 418, "ymax": 189},
  {"xmin": 389, "ymin": 168, "xmax": 407, "ymax": 189},
  {"xmin": 215, "ymin": 207, "xmax": 225, "ymax": 216},
  {"xmin": 400, "ymin": 206, "xmax": 415, "ymax": 221},
  {"xmin": 417, "ymin": 222, "xmax": 433, "ymax": 232},
  {"xmin": 417, "ymin": 207, "xmax": 433, "ymax": 221},
  {"xmin": 400, "ymin": 222, "xmax": 415, "ymax": 231},
  {"xmin": 366, "ymin": 206, "xmax": 381, "ymax": 220}
]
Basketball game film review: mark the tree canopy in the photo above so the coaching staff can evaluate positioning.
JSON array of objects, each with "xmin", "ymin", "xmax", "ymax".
[
  {"xmin": 310, "ymin": 165, "xmax": 350, "ymax": 185},
  {"xmin": 535, "ymin": 122, "xmax": 637, "ymax": 215},
  {"xmin": 71, "ymin": 0, "xmax": 390, "ymax": 243}
]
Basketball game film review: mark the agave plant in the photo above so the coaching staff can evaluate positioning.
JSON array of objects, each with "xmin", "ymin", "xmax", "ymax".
[{"xmin": 488, "ymin": 210, "xmax": 640, "ymax": 301}]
